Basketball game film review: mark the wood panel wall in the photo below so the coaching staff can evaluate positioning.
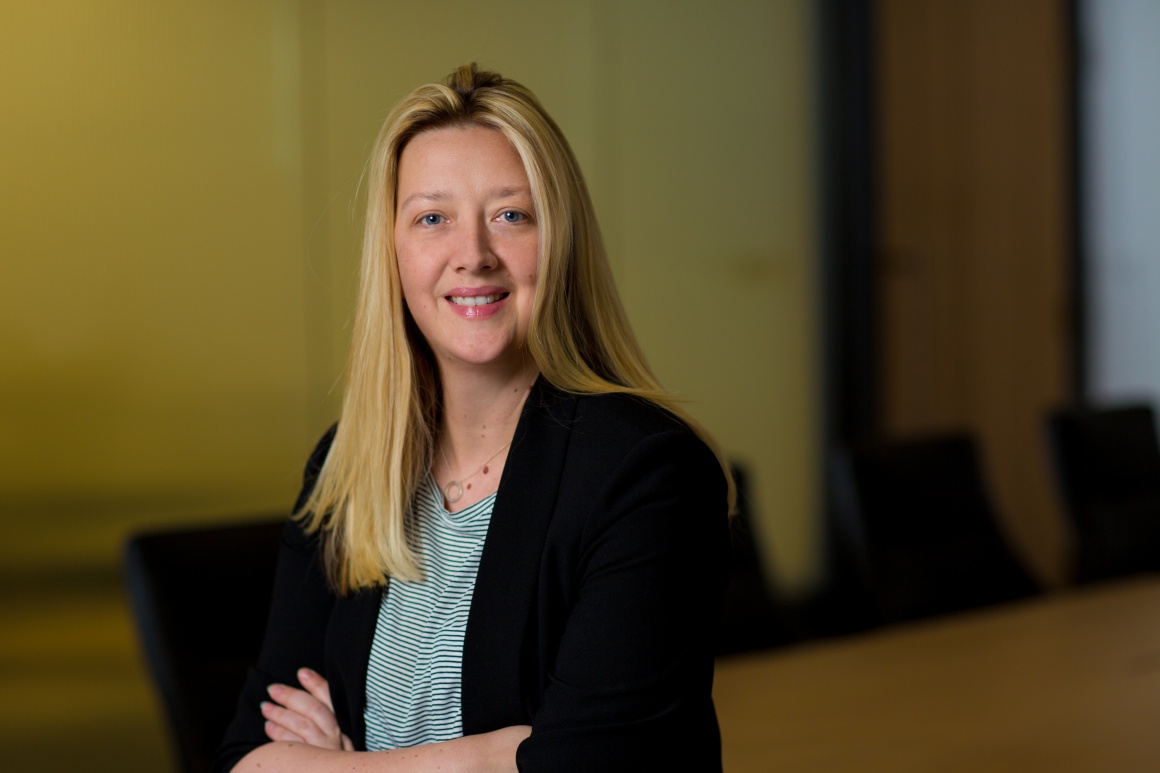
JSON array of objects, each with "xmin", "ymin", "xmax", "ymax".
[{"xmin": 875, "ymin": 0, "xmax": 1073, "ymax": 584}]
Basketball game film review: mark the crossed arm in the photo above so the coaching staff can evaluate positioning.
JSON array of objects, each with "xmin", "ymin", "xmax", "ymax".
[
  {"xmin": 232, "ymin": 667, "xmax": 529, "ymax": 773},
  {"xmin": 220, "ymin": 422, "xmax": 729, "ymax": 772}
]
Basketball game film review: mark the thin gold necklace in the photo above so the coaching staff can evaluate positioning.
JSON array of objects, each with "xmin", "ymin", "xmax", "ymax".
[{"xmin": 438, "ymin": 440, "xmax": 511, "ymax": 504}]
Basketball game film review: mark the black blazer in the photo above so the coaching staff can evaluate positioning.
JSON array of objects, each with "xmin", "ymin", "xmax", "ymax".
[{"xmin": 215, "ymin": 379, "xmax": 730, "ymax": 772}]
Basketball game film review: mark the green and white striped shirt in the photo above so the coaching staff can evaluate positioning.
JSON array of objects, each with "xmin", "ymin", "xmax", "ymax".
[{"xmin": 363, "ymin": 473, "xmax": 495, "ymax": 750}]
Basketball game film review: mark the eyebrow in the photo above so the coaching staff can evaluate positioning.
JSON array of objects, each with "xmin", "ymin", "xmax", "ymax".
[
  {"xmin": 492, "ymin": 186, "xmax": 531, "ymax": 201},
  {"xmin": 397, "ymin": 186, "xmax": 532, "ymax": 212},
  {"xmin": 398, "ymin": 190, "xmax": 450, "ymax": 211}
]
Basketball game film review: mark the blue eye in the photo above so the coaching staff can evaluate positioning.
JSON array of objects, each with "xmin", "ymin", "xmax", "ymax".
[
  {"xmin": 421, "ymin": 214, "xmax": 443, "ymax": 226},
  {"xmin": 499, "ymin": 210, "xmax": 525, "ymax": 223}
]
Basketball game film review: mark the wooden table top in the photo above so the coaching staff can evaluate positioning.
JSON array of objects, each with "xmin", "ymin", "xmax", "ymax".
[{"xmin": 713, "ymin": 576, "xmax": 1160, "ymax": 772}]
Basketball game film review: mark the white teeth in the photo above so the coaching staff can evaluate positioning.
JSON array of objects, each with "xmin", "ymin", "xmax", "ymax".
[{"xmin": 449, "ymin": 294, "xmax": 504, "ymax": 306}]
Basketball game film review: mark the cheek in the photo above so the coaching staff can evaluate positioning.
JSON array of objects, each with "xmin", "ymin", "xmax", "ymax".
[
  {"xmin": 395, "ymin": 250, "xmax": 428, "ymax": 303},
  {"xmin": 518, "ymin": 244, "xmax": 540, "ymax": 286},
  {"xmin": 395, "ymin": 265, "xmax": 416, "ymax": 306}
]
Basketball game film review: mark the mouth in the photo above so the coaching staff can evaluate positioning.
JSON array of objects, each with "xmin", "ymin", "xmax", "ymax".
[{"xmin": 448, "ymin": 292, "xmax": 509, "ymax": 306}]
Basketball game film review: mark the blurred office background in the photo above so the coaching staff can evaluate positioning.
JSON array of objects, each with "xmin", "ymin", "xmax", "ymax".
[{"xmin": 1, "ymin": 0, "xmax": 1157, "ymax": 770}]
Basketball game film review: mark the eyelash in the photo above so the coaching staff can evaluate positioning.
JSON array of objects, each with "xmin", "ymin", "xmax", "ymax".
[{"xmin": 417, "ymin": 210, "xmax": 529, "ymax": 226}]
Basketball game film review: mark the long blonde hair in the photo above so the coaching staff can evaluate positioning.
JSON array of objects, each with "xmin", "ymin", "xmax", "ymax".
[{"xmin": 299, "ymin": 64, "xmax": 734, "ymax": 594}]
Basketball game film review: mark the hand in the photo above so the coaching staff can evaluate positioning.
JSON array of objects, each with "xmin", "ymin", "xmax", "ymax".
[{"xmin": 261, "ymin": 667, "xmax": 354, "ymax": 751}]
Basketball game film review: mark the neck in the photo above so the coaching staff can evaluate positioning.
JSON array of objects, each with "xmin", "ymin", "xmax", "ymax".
[{"xmin": 436, "ymin": 356, "xmax": 539, "ymax": 469}]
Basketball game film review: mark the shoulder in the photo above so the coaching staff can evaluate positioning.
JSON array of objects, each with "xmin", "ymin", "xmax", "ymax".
[
  {"xmin": 563, "ymin": 391, "xmax": 718, "ymax": 479},
  {"xmin": 545, "ymin": 390, "xmax": 727, "ymax": 522},
  {"xmin": 520, "ymin": 380, "xmax": 715, "ymax": 473},
  {"xmin": 282, "ymin": 423, "xmax": 339, "ymax": 555},
  {"xmin": 305, "ymin": 423, "xmax": 339, "ymax": 480},
  {"xmin": 519, "ymin": 381, "xmax": 726, "ymax": 507},
  {"xmin": 567, "ymin": 391, "xmax": 697, "ymax": 450},
  {"xmin": 539, "ymin": 390, "xmax": 730, "ymax": 595},
  {"xmin": 293, "ymin": 423, "xmax": 338, "ymax": 512}
]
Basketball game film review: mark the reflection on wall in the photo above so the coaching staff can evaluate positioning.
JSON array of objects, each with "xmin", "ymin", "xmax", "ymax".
[{"xmin": 0, "ymin": 0, "xmax": 819, "ymax": 589}]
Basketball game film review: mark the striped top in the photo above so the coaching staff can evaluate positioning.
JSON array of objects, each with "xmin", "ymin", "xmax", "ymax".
[{"xmin": 363, "ymin": 473, "xmax": 496, "ymax": 750}]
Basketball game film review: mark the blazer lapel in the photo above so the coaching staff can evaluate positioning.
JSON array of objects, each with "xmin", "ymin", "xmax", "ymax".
[
  {"xmin": 328, "ymin": 587, "xmax": 381, "ymax": 750},
  {"xmin": 461, "ymin": 378, "xmax": 576, "ymax": 732}
]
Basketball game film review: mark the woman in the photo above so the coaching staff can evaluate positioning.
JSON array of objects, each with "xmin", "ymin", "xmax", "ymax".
[{"xmin": 215, "ymin": 63, "xmax": 732, "ymax": 773}]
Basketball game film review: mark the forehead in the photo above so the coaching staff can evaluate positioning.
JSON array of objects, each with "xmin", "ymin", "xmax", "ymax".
[{"xmin": 396, "ymin": 125, "xmax": 528, "ymax": 189}]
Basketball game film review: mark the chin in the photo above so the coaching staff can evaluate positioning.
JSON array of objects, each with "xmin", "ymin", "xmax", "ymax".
[{"xmin": 440, "ymin": 345, "xmax": 526, "ymax": 371}]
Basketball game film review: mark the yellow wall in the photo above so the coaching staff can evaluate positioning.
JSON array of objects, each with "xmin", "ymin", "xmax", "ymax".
[{"xmin": 1, "ymin": 0, "xmax": 819, "ymax": 589}]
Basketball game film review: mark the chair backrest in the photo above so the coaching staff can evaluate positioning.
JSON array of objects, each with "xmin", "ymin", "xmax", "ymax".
[
  {"xmin": 832, "ymin": 434, "xmax": 1038, "ymax": 623},
  {"xmin": 1046, "ymin": 404, "xmax": 1160, "ymax": 581},
  {"xmin": 124, "ymin": 517, "xmax": 284, "ymax": 773}
]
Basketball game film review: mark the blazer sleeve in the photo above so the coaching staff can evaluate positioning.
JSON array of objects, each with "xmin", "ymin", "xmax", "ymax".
[
  {"xmin": 213, "ymin": 427, "xmax": 340, "ymax": 772},
  {"xmin": 516, "ymin": 429, "xmax": 731, "ymax": 772}
]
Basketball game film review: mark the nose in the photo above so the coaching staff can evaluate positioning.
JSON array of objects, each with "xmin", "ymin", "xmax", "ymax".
[{"xmin": 453, "ymin": 216, "xmax": 497, "ymax": 272}]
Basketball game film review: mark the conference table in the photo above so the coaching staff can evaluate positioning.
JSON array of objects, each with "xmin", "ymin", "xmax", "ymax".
[{"xmin": 713, "ymin": 576, "xmax": 1160, "ymax": 772}]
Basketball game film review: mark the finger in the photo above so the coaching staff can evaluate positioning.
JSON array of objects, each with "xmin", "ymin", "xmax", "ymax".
[
  {"xmin": 342, "ymin": 733, "xmax": 354, "ymax": 752},
  {"xmin": 267, "ymin": 683, "xmax": 340, "ymax": 737},
  {"xmin": 265, "ymin": 719, "xmax": 304, "ymax": 743},
  {"xmin": 262, "ymin": 693, "xmax": 330, "ymax": 744},
  {"xmin": 263, "ymin": 717, "xmax": 305, "ymax": 744},
  {"xmin": 297, "ymin": 668, "xmax": 337, "ymax": 713}
]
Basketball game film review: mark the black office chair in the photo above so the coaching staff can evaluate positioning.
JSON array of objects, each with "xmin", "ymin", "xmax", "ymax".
[
  {"xmin": 1046, "ymin": 404, "xmax": 1160, "ymax": 582},
  {"xmin": 124, "ymin": 517, "xmax": 285, "ymax": 773},
  {"xmin": 832, "ymin": 434, "xmax": 1039, "ymax": 623},
  {"xmin": 716, "ymin": 464, "xmax": 797, "ymax": 655}
]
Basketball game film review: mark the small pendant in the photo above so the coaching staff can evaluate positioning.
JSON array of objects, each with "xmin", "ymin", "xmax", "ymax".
[{"xmin": 444, "ymin": 479, "xmax": 464, "ymax": 504}]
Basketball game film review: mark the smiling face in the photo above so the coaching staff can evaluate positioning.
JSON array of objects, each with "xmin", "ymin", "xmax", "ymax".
[{"xmin": 394, "ymin": 125, "xmax": 540, "ymax": 379}]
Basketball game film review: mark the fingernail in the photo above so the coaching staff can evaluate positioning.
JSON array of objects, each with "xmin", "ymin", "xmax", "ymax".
[
  {"xmin": 267, "ymin": 683, "xmax": 283, "ymax": 696},
  {"xmin": 298, "ymin": 667, "xmax": 314, "ymax": 679}
]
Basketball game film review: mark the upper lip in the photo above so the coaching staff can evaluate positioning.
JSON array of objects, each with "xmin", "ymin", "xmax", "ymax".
[{"xmin": 445, "ymin": 286, "xmax": 509, "ymax": 298}]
